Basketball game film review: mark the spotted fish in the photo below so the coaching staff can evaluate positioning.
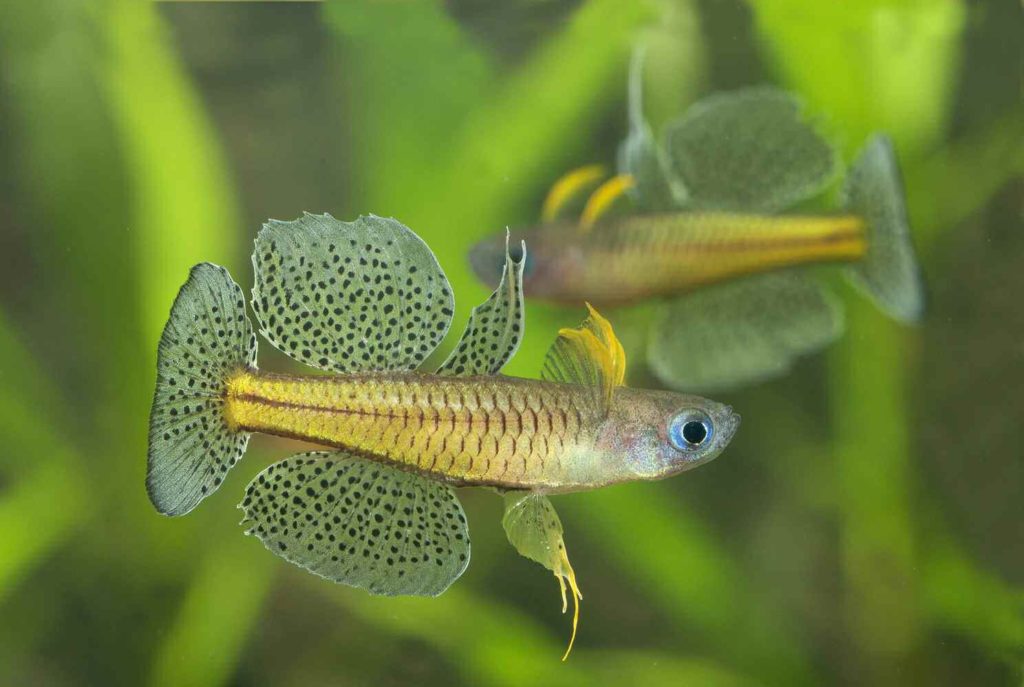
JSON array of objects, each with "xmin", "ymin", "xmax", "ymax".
[
  {"xmin": 147, "ymin": 213, "xmax": 740, "ymax": 658},
  {"xmin": 469, "ymin": 84, "xmax": 923, "ymax": 391}
]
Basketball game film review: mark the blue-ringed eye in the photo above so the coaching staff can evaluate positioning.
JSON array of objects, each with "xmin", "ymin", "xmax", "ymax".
[{"xmin": 668, "ymin": 410, "xmax": 713, "ymax": 452}]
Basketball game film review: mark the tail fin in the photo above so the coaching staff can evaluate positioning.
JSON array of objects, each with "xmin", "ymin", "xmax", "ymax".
[
  {"xmin": 842, "ymin": 135, "xmax": 924, "ymax": 322},
  {"xmin": 147, "ymin": 263, "xmax": 257, "ymax": 516}
]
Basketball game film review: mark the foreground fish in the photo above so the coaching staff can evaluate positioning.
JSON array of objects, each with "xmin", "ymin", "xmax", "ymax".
[
  {"xmin": 470, "ymin": 85, "xmax": 924, "ymax": 391},
  {"xmin": 148, "ymin": 213, "xmax": 739, "ymax": 658}
]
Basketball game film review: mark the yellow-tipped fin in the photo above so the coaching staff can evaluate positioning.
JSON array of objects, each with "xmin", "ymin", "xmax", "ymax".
[
  {"xmin": 501, "ymin": 493, "xmax": 583, "ymax": 660},
  {"xmin": 541, "ymin": 303, "xmax": 626, "ymax": 414},
  {"xmin": 541, "ymin": 165, "xmax": 608, "ymax": 223},
  {"xmin": 580, "ymin": 174, "xmax": 635, "ymax": 232}
]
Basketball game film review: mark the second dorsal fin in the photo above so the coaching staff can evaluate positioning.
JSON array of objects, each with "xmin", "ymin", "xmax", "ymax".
[{"xmin": 541, "ymin": 304, "xmax": 626, "ymax": 415}]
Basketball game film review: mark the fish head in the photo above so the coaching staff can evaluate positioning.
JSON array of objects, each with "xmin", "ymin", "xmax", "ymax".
[
  {"xmin": 468, "ymin": 226, "xmax": 583, "ymax": 300},
  {"xmin": 595, "ymin": 387, "xmax": 740, "ymax": 482}
]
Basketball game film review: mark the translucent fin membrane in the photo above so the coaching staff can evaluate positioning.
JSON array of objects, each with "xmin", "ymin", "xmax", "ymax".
[
  {"xmin": 649, "ymin": 272, "xmax": 844, "ymax": 392},
  {"xmin": 241, "ymin": 452, "xmax": 470, "ymax": 597},
  {"xmin": 842, "ymin": 135, "xmax": 924, "ymax": 323},
  {"xmin": 502, "ymin": 493, "xmax": 582, "ymax": 660},
  {"xmin": 147, "ymin": 263, "xmax": 257, "ymax": 516},
  {"xmin": 541, "ymin": 304, "xmax": 626, "ymax": 415},
  {"xmin": 438, "ymin": 235, "xmax": 526, "ymax": 376},
  {"xmin": 617, "ymin": 45, "xmax": 688, "ymax": 211},
  {"xmin": 252, "ymin": 213, "xmax": 454, "ymax": 373},
  {"xmin": 664, "ymin": 87, "xmax": 837, "ymax": 213}
]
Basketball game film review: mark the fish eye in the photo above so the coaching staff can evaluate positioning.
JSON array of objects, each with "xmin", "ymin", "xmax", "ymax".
[{"xmin": 668, "ymin": 410, "xmax": 714, "ymax": 452}]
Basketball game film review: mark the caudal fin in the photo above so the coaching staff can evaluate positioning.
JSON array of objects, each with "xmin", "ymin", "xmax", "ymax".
[
  {"xmin": 843, "ymin": 135, "xmax": 924, "ymax": 323},
  {"xmin": 147, "ymin": 263, "xmax": 257, "ymax": 516}
]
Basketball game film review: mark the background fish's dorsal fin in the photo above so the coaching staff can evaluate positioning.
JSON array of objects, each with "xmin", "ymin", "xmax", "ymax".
[
  {"xmin": 541, "ymin": 165, "xmax": 608, "ymax": 224},
  {"xmin": 662, "ymin": 87, "xmax": 838, "ymax": 213},
  {"xmin": 251, "ymin": 213, "xmax": 454, "ymax": 373},
  {"xmin": 438, "ymin": 234, "xmax": 526, "ymax": 376},
  {"xmin": 541, "ymin": 304, "xmax": 626, "ymax": 415}
]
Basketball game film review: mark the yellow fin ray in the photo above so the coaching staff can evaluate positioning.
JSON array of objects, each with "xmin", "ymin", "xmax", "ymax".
[
  {"xmin": 541, "ymin": 165, "xmax": 608, "ymax": 223},
  {"xmin": 541, "ymin": 304, "xmax": 626, "ymax": 414},
  {"xmin": 501, "ymin": 493, "xmax": 583, "ymax": 660},
  {"xmin": 579, "ymin": 174, "xmax": 635, "ymax": 232}
]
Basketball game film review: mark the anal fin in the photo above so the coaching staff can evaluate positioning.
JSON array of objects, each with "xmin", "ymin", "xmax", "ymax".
[{"xmin": 240, "ymin": 452, "xmax": 470, "ymax": 597}]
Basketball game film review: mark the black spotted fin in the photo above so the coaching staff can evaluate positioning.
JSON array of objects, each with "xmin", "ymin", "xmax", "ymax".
[
  {"xmin": 251, "ymin": 212, "xmax": 455, "ymax": 373},
  {"xmin": 438, "ymin": 233, "xmax": 526, "ymax": 376},
  {"xmin": 648, "ymin": 271, "xmax": 844, "ymax": 392},
  {"xmin": 147, "ymin": 263, "xmax": 257, "ymax": 515},
  {"xmin": 541, "ymin": 304, "xmax": 626, "ymax": 416},
  {"xmin": 662, "ymin": 87, "xmax": 838, "ymax": 213},
  {"xmin": 502, "ymin": 492, "xmax": 582, "ymax": 660},
  {"xmin": 240, "ymin": 452, "xmax": 470, "ymax": 596}
]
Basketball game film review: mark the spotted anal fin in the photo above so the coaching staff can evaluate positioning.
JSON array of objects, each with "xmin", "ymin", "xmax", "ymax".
[
  {"xmin": 240, "ymin": 452, "xmax": 470, "ymax": 597},
  {"xmin": 541, "ymin": 304, "xmax": 625, "ymax": 415},
  {"xmin": 252, "ymin": 213, "xmax": 454, "ymax": 373},
  {"xmin": 648, "ymin": 271, "xmax": 844, "ymax": 392},
  {"xmin": 438, "ymin": 234, "xmax": 525, "ymax": 376},
  {"xmin": 502, "ymin": 493, "xmax": 581, "ymax": 660},
  {"xmin": 663, "ymin": 87, "xmax": 838, "ymax": 213},
  {"xmin": 541, "ymin": 165, "xmax": 608, "ymax": 224}
]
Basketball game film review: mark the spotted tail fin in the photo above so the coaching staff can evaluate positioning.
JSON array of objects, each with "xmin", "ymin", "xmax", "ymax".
[
  {"xmin": 843, "ymin": 135, "xmax": 924, "ymax": 323},
  {"xmin": 147, "ymin": 263, "xmax": 257, "ymax": 516}
]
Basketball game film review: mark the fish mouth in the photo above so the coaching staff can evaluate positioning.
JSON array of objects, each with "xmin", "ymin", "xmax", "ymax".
[{"xmin": 718, "ymin": 405, "xmax": 741, "ymax": 446}]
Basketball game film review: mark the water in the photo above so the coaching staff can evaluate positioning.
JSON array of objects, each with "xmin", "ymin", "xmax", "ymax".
[{"xmin": 0, "ymin": 1, "xmax": 1020, "ymax": 685}]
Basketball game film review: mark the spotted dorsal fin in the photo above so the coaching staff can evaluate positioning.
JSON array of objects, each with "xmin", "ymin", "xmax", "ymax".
[
  {"xmin": 251, "ymin": 213, "xmax": 454, "ymax": 373},
  {"xmin": 438, "ymin": 234, "xmax": 525, "ymax": 376},
  {"xmin": 541, "ymin": 304, "xmax": 626, "ymax": 415}
]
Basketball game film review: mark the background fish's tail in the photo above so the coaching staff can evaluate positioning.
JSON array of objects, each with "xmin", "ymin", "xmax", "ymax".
[
  {"xmin": 842, "ymin": 134, "xmax": 924, "ymax": 322},
  {"xmin": 147, "ymin": 263, "xmax": 257, "ymax": 516}
]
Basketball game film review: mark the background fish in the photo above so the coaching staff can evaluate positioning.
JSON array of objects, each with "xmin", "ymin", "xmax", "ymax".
[
  {"xmin": 470, "ymin": 86, "xmax": 924, "ymax": 391},
  {"xmin": 147, "ymin": 213, "xmax": 739, "ymax": 657}
]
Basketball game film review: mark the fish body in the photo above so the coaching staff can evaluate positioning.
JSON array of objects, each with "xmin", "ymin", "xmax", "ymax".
[
  {"xmin": 226, "ymin": 369, "xmax": 734, "ymax": 491},
  {"xmin": 147, "ymin": 213, "xmax": 738, "ymax": 655},
  {"xmin": 472, "ymin": 212, "xmax": 866, "ymax": 306}
]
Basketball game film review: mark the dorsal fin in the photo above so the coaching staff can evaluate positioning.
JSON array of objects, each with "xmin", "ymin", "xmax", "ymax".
[
  {"xmin": 541, "ymin": 304, "xmax": 626, "ymax": 414},
  {"xmin": 579, "ymin": 174, "xmax": 635, "ymax": 232},
  {"xmin": 438, "ymin": 233, "xmax": 525, "ymax": 376},
  {"xmin": 541, "ymin": 165, "xmax": 607, "ymax": 223}
]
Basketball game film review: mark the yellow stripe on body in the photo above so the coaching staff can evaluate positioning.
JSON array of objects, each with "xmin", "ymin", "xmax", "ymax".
[
  {"xmin": 224, "ymin": 370, "xmax": 591, "ymax": 489},
  {"xmin": 577, "ymin": 212, "xmax": 867, "ymax": 303}
]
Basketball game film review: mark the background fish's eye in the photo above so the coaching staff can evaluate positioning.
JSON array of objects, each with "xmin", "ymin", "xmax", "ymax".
[{"xmin": 669, "ymin": 410, "xmax": 714, "ymax": 452}]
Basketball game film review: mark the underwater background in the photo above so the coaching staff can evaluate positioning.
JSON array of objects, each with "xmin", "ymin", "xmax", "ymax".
[{"xmin": 0, "ymin": 0, "xmax": 1022, "ymax": 685}]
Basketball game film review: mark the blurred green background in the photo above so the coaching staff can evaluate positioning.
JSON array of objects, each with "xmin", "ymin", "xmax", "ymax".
[{"xmin": 1, "ymin": 0, "xmax": 1022, "ymax": 685}]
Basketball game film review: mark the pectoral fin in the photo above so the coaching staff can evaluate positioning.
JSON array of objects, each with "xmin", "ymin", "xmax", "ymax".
[{"xmin": 502, "ymin": 492, "xmax": 582, "ymax": 660}]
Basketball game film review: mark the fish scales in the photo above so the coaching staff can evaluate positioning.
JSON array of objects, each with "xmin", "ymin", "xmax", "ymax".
[
  {"xmin": 576, "ymin": 212, "xmax": 867, "ymax": 304},
  {"xmin": 224, "ymin": 369, "xmax": 592, "ymax": 489}
]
